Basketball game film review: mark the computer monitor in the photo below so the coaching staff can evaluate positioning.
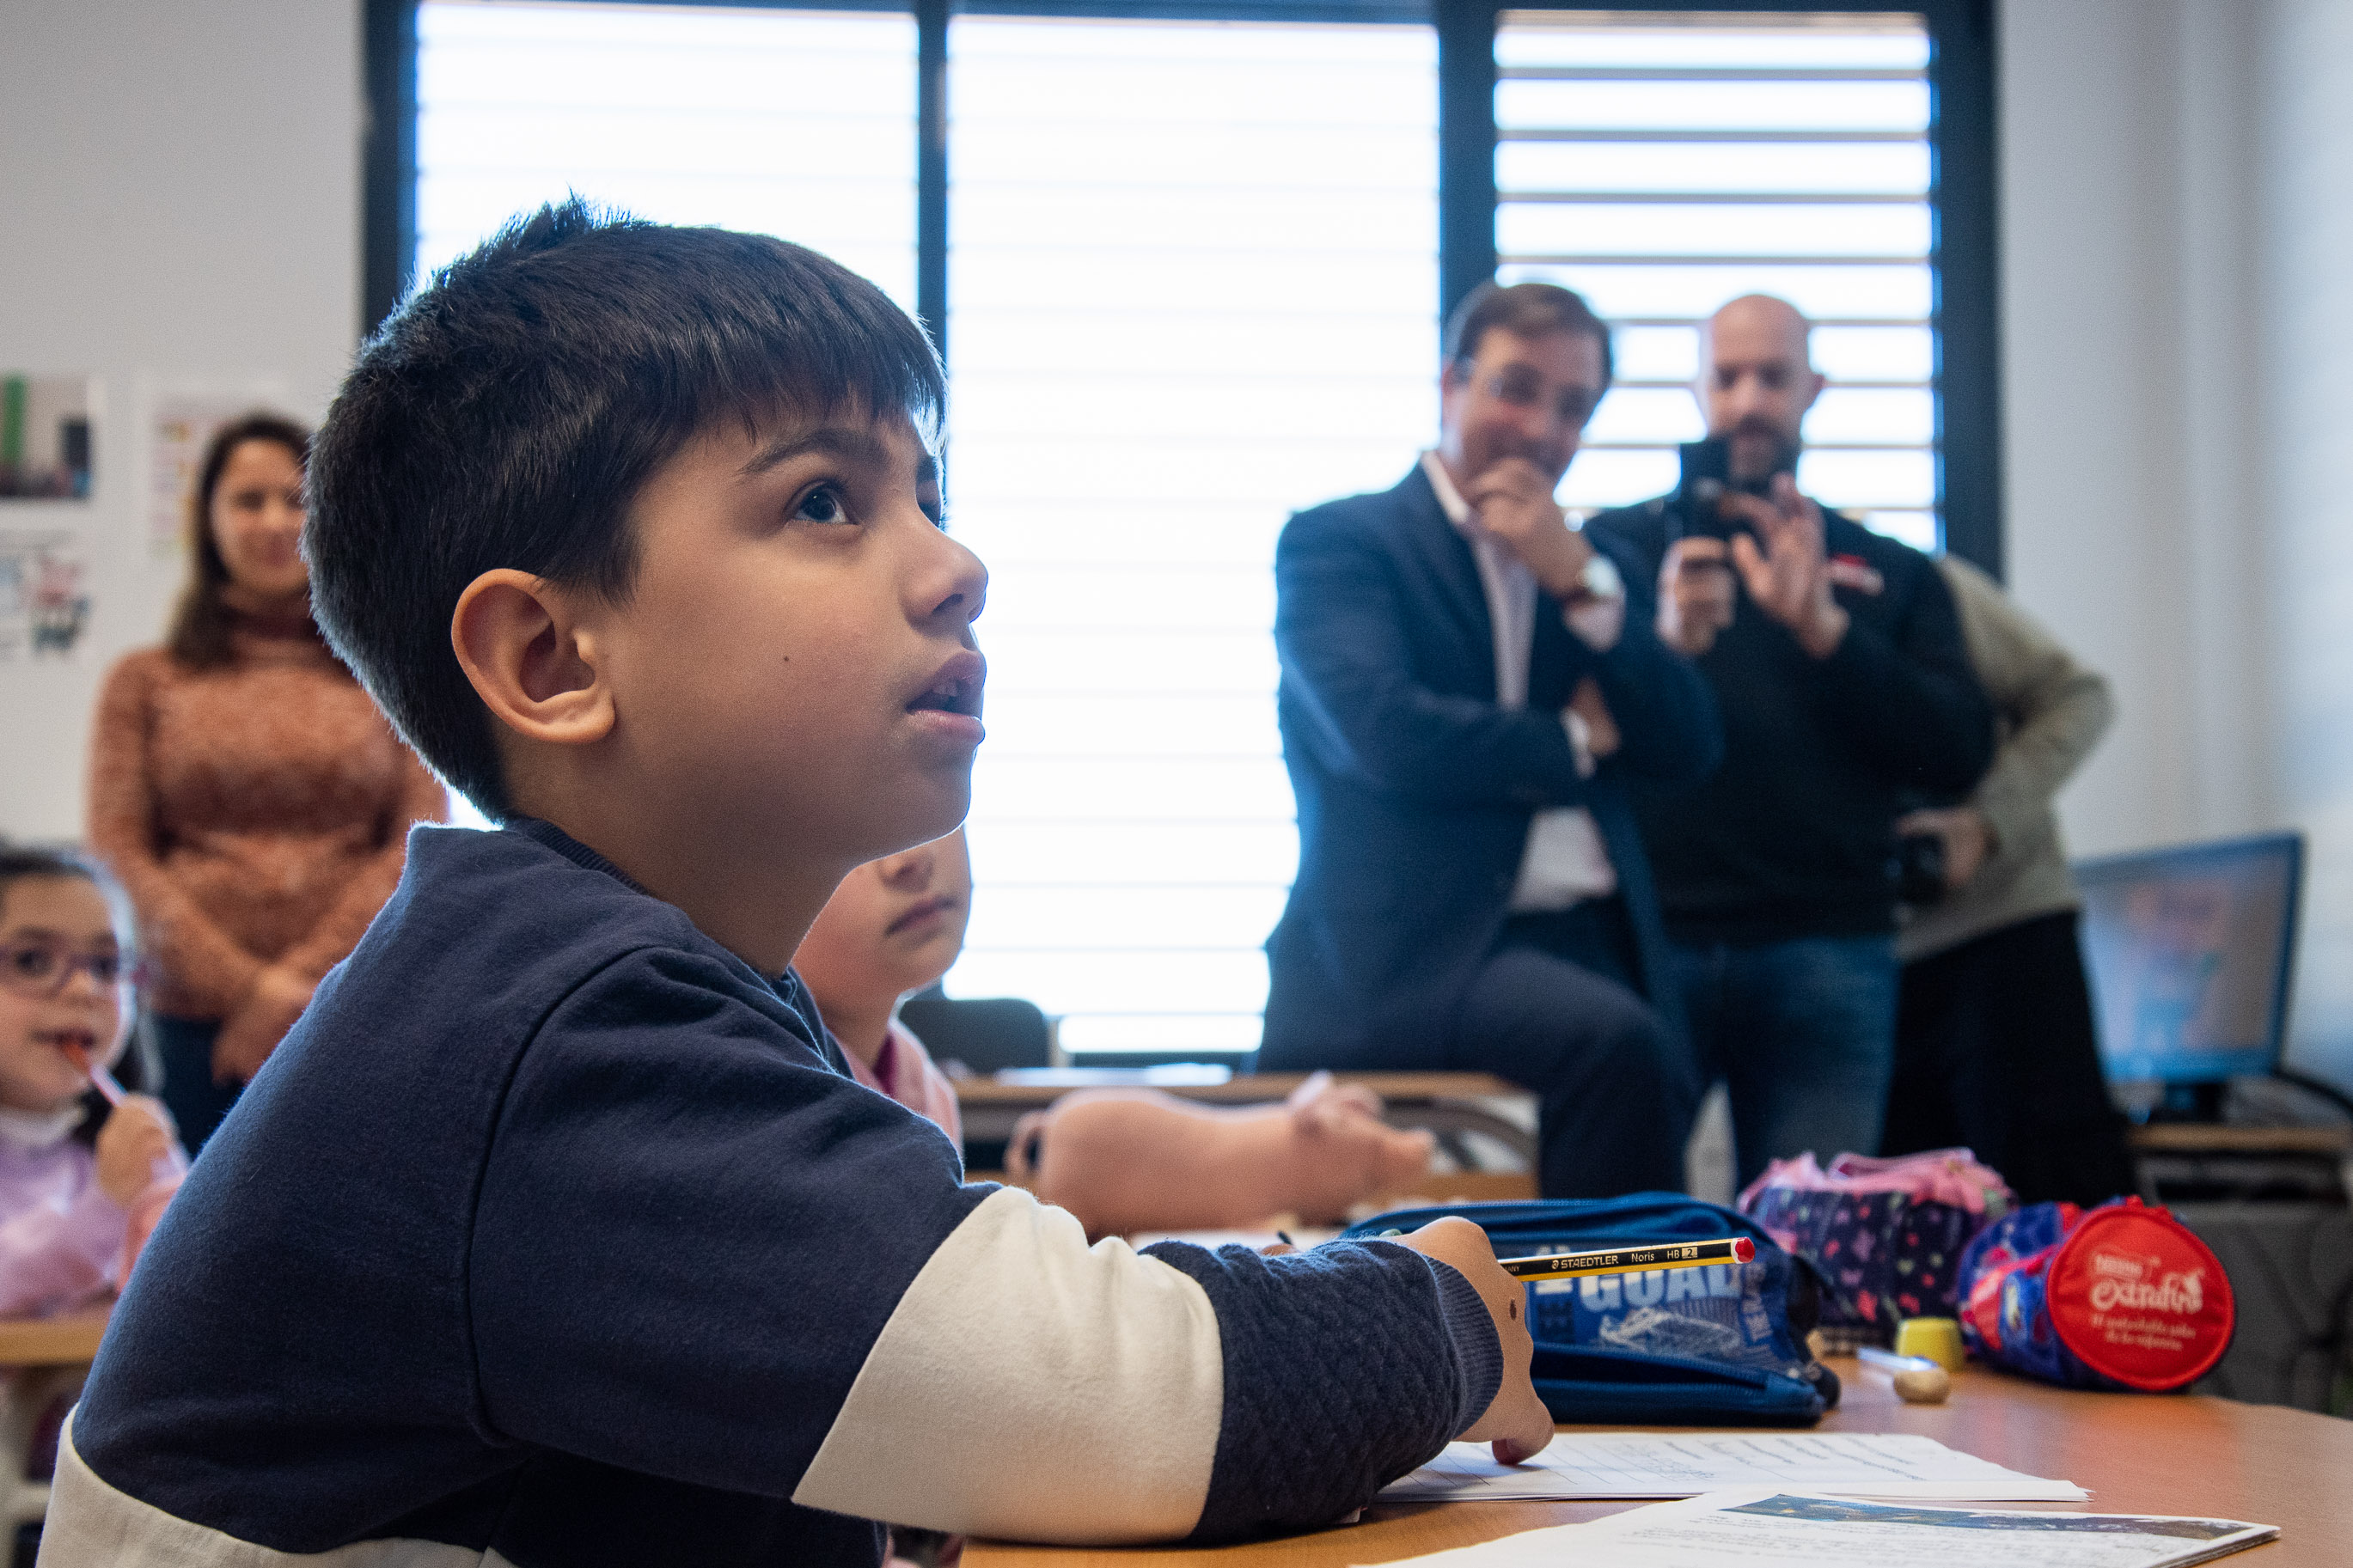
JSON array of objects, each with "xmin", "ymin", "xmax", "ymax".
[{"xmin": 2075, "ymin": 832, "xmax": 2304, "ymax": 1089}]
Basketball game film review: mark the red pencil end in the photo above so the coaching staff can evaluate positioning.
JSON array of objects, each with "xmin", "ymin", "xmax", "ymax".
[{"xmin": 1733, "ymin": 1236, "xmax": 1756, "ymax": 1264}]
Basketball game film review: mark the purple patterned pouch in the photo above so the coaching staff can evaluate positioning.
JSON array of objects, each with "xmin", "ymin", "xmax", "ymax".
[{"xmin": 1739, "ymin": 1150, "xmax": 2013, "ymax": 1344}]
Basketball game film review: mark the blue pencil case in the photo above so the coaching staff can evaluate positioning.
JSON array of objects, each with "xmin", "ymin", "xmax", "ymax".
[{"xmin": 1344, "ymin": 1195, "xmax": 1836, "ymax": 1425}]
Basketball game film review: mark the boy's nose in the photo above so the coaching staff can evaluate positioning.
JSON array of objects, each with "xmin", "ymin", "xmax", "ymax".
[
  {"xmin": 877, "ymin": 845, "xmax": 933, "ymax": 888},
  {"xmin": 922, "ymin": 529, "xmax": 987, "ymax": 627}
]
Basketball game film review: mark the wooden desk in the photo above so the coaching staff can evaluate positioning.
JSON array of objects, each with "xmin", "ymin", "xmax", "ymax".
[
  {"xmin": 2129, "ymin": 1124, "xmax": 2353, "ymax": 1155},
  {"xmin": 0, "ymin": 1311, "xmax": 107, "ymax": 1368},
  {"xmin": 967, "ymin": 1364, "xmax": 2353, "ymax": 1565},
  {"xmin": 953, "ymin": 1073, "xmax": 1527, "ymax": 1113}
]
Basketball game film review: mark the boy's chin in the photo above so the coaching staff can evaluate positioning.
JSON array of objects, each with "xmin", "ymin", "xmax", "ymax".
[{"xmin": 829, "ymin": 781, "xmax": 973, "ymax": 867}]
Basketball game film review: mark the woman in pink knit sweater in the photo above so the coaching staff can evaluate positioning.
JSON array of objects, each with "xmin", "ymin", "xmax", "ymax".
[{"xmin": 87, "ymin": 415, "xmax": 443, "ymax": 1150}]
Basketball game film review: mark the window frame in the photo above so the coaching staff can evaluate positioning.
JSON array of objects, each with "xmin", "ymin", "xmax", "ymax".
[
  {"xmin": 364, "ymin": 0, "xmax": 1997, "ymax": 575},
  {"xmin": 365, "ymin": 0, "xmax": 1998, "ymax": 1049}
]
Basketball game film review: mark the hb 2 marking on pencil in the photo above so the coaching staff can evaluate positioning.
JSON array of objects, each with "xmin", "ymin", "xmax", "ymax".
[{"xmin": 1494, "ymin": 1236, "xmax": 1756, "ymax": 1282}]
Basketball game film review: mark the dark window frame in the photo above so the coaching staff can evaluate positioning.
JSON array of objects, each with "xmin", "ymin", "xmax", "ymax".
[{"xmin": 361, "ymin": 0, "xmax": 2000, "ymax": 574}]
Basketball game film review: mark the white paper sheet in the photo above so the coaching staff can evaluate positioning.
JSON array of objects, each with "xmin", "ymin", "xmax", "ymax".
[
  {"xmin": 1360, "ymin": 1489, "xmax": 2278, "ymax": 1568},
  {"xmin": 1378, "ymin": 1432, "xmax": 2088, "ymax": 1504}
]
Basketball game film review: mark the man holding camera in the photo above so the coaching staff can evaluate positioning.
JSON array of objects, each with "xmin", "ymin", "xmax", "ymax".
[{"xmin": 1587, "ymin": 294, "xmax": 1993, "ymax": 1188}]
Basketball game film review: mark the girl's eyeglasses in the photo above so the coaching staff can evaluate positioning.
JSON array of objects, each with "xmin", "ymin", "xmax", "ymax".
[{"xmin": 0, "ymin": 943, "xmax": 146, "ymax": 1000}]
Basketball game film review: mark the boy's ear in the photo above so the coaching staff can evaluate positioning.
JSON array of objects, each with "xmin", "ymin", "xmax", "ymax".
[{"xmin": 449, "ymin": 569, "xmax": 615, "ymax": 747}]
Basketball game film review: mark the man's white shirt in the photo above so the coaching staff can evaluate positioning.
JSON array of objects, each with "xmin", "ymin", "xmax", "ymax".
[{"xmin": 1419, "ymin": 451, "xmax": 1619, "ymax": 911}]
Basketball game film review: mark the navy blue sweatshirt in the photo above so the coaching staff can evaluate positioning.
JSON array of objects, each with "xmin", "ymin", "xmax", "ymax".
[
  {"xmin": 1589, "ymin": 498, "xmax": 1995, "ymax": 944},
  {"xmin": 46, "ymin": 821, "xmax": 1500, "ymax": 1566}
]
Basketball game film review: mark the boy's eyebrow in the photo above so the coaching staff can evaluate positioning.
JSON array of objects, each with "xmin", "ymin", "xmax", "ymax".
[{"xmin": 738, "ymin": 427, "xmax": 939, "ymax": 488}]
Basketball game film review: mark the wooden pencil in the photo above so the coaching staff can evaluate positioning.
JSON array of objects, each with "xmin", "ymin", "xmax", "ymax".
[{"xmin": 1494, "ymin": 1235, "xmax": 1756, "ymax": 1281}]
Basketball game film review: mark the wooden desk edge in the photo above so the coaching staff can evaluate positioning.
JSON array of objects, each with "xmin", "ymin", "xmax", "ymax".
[
  {"xmin": 954, "ymin": 1073, "xmax": 1529, "ymax": 1107},
  {"xmin": 0, "ymin": 1309, "xmax": 110, "ymax": 1366},
  {"xmin": 965, "ymin": 1366, "xmax": 2353, "ymax": 1565},
  {"xmin": 2128, "ymin": 1123, "xmax": 2353, "ymax": 1153}
]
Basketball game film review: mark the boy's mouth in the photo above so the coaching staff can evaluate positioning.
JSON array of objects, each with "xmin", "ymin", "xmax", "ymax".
[
  {"xmin": 887, "ymin": 895, "xmax": 957, "ymax": 937},
  {"xmin": 908, "ymin": 652, "xmax": 985, "ymax": 719}
]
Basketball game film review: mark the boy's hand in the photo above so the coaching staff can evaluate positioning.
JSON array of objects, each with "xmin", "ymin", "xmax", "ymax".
[
  {"xmin": 1397, "ymin": 1217, "xmax": 1555, "ymax": 1463},
  {"xmin": 95, "ymin": 1098, "xmax": 175, "ymax": 1208}
]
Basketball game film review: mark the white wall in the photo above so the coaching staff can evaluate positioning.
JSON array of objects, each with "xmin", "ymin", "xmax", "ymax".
[
  {"xmin": 2002, "ymin": 0, "xmax": 2265, "ymax": 853},
  {"xmin": 2002, "ymin": 0, "xmax": 2353, "ymax": 1089},
  {"xmin": 2253, "ymin": 0, "xmax": 2353, "ymax": 1089},
  {"xmin": 0, "ymin": 0, "xmax": 361, "ymax": 836}
]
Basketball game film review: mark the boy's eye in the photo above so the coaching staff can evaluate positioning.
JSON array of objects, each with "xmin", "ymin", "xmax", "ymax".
[{"xmin": 792, "ymin": 485, "xmax": 848, "ymax": 525}]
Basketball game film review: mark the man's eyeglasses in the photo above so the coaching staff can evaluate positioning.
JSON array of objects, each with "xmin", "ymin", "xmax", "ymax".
[
  {"xmin": 0, "ymin": 943, "xmax": 145, "ymax": 1000},
  {"xmin": 1479, "ymin": 369, "xmax": 1604, "ymax": 431}
]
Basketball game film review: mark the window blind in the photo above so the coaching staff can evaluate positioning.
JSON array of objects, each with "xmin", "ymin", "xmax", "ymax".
[
  {"xmin": 414, "ymin": 1, "xmax": 919, "ymax": 306},
  {"xmin": 940, "ymin": 16, "xmax": 1439, "ymax": 1052},
  {"xmin": 1495, "ymin": 9, "xmax": 1938, "ymax": 550}
]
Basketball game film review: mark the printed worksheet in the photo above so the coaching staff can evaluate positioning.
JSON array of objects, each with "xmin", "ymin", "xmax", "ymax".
[
  {"xmin": 1378, "ymin": 1432, "xmax": 2087, "ymax": 1504},
  {"xmin": 1360, "ymin": 1489, "xmax": 2277, "ymax": 1568}
]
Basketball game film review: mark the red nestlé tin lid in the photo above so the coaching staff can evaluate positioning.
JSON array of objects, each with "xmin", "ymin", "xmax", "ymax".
[{"xmin": 2044, "ymin": 1198, "xmax": 2235, "ymax": 1391}]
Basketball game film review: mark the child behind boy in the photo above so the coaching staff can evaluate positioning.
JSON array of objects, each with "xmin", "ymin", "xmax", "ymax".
[
  {"xmin": 0, "ymin": 845, "xmax": 182, "ymax": 1319},
  {"xmin": 793, "ymin": 828, "xmax": 969, "ymax": 1143},
  {"xmin": 41, "ymin": 204, "xmax": 1549, "ymax": 1566}
]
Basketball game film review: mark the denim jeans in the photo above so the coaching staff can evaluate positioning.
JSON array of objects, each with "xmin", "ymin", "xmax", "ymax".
[
  {"xmin": 152, "ymin": 1013, "xmax": 242, "ymax": 1156},
  {"xmin": 1669, "ymin": 934, "xmax": 1899, "ymax": 1191}
]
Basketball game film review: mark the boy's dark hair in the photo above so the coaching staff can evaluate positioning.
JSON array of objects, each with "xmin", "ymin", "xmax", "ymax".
[
  {"xmin": 0, "ymin": 840, "xmax": 158, "ymax": 1142},
  {"xmin": 1443, "ymin": 281, "xmax": 1615, "ymax": 389},
  {"xmin": 306, "ymin": 199, "xmax": 948, "ymax": 819}
]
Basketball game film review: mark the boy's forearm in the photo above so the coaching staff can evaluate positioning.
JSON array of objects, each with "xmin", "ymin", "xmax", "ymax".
[
  {"xmin": 1146, "ymin": 1238, "xmax": 1501, "ymax": 1542},
  {"xmin": 785, "ymin": 1192, "xmax": 1493, "ymax": 1546}
]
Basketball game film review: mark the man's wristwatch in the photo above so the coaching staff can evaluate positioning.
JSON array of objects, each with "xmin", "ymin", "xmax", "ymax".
[{"xmin": 1568, "ymin": 552, "xmax": 1623, "ymax": 604}]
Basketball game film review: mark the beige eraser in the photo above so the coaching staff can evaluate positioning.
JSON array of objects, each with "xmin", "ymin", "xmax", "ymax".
[{"xmin": 1892, "ymin": 1364, "xmax": 1952, "ymax": 1404}]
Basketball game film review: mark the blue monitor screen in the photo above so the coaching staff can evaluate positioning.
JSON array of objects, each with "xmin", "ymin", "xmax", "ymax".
[{"xmin": 2075, "ymin": 833, "xmax": 2302, "ymax": 1085}]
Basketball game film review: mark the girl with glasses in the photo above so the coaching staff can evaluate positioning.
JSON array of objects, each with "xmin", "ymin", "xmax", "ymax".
[{"xmin": 0, "ymin": 844, "xmax": 184, "ymax": 1318}]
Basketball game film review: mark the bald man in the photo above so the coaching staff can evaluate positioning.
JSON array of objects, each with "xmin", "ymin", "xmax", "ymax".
[{"xmin": 1586, "ymin": 295, "xmax": 1994, "ymax": 1188}]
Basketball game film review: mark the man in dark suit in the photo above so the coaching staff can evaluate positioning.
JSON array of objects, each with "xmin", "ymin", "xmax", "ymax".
[{"xmin": 1259, "ymin": 282, "xmax": 1722, "ymax": 1199}]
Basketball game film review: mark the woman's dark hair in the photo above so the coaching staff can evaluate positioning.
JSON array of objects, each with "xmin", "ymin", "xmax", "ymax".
[
  {"xmin": 164, "ymin": 412, "xmax": 315, "ymax": 669},
  {"xmin": 0, "ymin": 842, "xmax": 157, "ymax": 1144},
  {"xmin": 308, "ymin": 198, "xmax": 948, "ymax": 821}
]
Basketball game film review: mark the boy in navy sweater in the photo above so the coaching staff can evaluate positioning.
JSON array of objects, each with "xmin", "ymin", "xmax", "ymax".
[{"xmin": 40, "ymin": 204, "xmax": 1549, "ymax": 1566}]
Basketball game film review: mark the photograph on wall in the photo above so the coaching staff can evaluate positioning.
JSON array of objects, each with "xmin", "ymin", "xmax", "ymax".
[
  {"xmin": 0, "ymin": 375, "xmax": 96, "ymax": 499},
  {"xmin": 143, "ymin": 382, "xmax": 294, "ymax": 558},
  {"xmin": 0, "ymin": 528, "xmax": 92, "ymax": 660}
]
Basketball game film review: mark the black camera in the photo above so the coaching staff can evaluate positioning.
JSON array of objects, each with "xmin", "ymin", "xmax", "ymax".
[
  {"xmin": 1892, "ymin": 832, "xmax": 1948, "ymax": 906},
  {"xmin": 1671, "ymin": 435, "xmax": 1798, "ymax": 543}
]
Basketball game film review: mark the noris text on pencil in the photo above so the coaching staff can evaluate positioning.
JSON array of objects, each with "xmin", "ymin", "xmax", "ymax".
[{"xmin": 1495, "ymin": 1236, "xmax": 1755, "ymax": 1282}]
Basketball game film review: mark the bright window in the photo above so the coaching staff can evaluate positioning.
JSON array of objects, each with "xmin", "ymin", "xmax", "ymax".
[
  {"xmin": 404, "ymin": 4, "xmax": 1959, "ymax": 1053},
  {"xmin": 1495, "ymin": 10, "xmax": 1938, "ymax": 550},
  {"xmin": 940, "ymin": 16, "xmax": 1439, "ymax": 1051},
  {"xmin": 415, "ymin": 1, "xmax": 919, "ymax": 305}
]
